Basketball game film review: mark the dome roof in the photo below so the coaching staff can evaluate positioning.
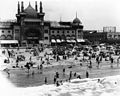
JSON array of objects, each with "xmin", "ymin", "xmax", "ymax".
[
  {"xmin": 73, "ymin": 17, "xmax": 82, "ymax": 24},
  {"xmin": 24, "ymin": 4, "xmax": 37, "ymax": 18}
]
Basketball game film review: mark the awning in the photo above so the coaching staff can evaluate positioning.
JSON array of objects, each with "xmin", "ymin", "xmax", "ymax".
[
  {"xmin": 77, "ymin": 39, "xmax": 85, "ymax": 42},
  {"xmin": 100, "ymin": 43, "xmax": 105, "ymax": 46},
  {"xmin": 0, "ymin": 40, "xmax": 18, "ymax": 44},
  {"xmin": 56, "ymin": 39, "xmax": 61, "ymax": 43},
  {"xmin": 61, "ymin": 39, "xmax": 65, "ymax": 42},
  {"xmin": 71, "ymin": 40, "xmax": 76, "ymax": 43},
  {"xmin": 39, "ymin": 40, "xmax": 44, "ymax": 44},
  {"xmin": 51, "ymin": 39, "xmax": 56, "ymax": 43},
  {"xmin": 22, "ymin": 40, "xmax": 27, "ymax": 43},
  {"xmin": 66, "ymin": 37, "xmax": 70, "ymax": 39},
  {"xmin": 66, "ymin": 40, "xmax": 71, "ymax": 43}
]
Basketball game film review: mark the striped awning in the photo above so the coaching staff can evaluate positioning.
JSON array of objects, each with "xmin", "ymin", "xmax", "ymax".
[
  {"xmin": 61, "ymin": 39, "xmax": 65, "ymax": 42},
  {"xmin": 39, "ymin": 40, "xmax": 44, "ymax": 44},
  {"xmin": 56, "ymin": 39, "xmax": 61, "ymax": 43},
  {"xmin": 71, "ymin": 40, "xmax": 76, "ymax": 43},
  {"xmin": 66, "ymin": 40, "xmax": 71, "ymax": 42},
  {"xmin": 51, "ymin": 39, "xmax": 56, "ymax": 43},
  {"xmin": 77, "ymin": 39, "xmax": 85, "ymax": 42}
]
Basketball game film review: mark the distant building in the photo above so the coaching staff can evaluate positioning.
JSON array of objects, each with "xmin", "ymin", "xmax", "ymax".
[
  {"xmin": 83, "ymin": 30, "xmax": 107, "ymax": 44},
  {"xmin": 0, "ymin": 1, "xmax": 83, "ymax": 46},
  {"xmin": 83, "ymin": 30, "xmax": 120, "ymax": 45},
  {"xmin": 107, "ymin": 32, "xmax": 120, "ymax": 44},
  {"xmin": 103, "ymin": 26, "xmax": 116, "ymax": 32}
]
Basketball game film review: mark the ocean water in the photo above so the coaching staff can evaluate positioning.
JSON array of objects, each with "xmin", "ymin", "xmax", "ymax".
[{"xmin": 1, "ymin": 71, "xmax": 120, "ymax": 96}]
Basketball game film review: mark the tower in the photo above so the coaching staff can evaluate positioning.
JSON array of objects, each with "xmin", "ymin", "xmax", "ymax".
[
  {"xmin": 21, "ymin": 1, "xmax": 24, "ymax": 12},
  {"xmin": 38, "ymin": 1, "xmax": 45, "ymax": 21},
  {"xmin": 76, "ymin": 12, "xmax": 77, "ymax": 18},
  {"xmin": 17, "ymin": 1, "xmax": 20, "ymax": 14},
  {"xmin": 40, "ymin": 1, "xmax": 43, "ymax": 13},
  {"xmin": 35, "ymin": 1, "xmax": 38, "ymax": 12},
  {"xmin": 15, "ymin": 1, "xmax": 45, "ymax": 45}
]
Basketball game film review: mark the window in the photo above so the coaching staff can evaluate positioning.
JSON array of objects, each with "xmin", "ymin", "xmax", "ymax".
[
  {"xmin": 57, "ymin": 31, "xmax": 59, "ymax": 33},
  {"xmin": 108, "ymin": 35, "xmax": 112, "ymax": 38},
  {"xmin": 78, "ymin": 30, "xmax": 81, "ymax": 32},
  {"xmin": 45, "ymin": 30, "xmax": 48, "ymax": 34},
  {"xmin": 118, "ymin": 35, "xmax": 120, "ymax": 39},
  {"xmin": 8, "ymin": 31, "xmax": 10, "ymax": 33},
  {"xmin": 15, "ymin": 29, "xmax": 19, "ymax": 33},
  {"xmin": 78, "ymin": 31, "xmax": 81, "ymax": 34},
  {"xmin": 44, "ymin": 37, "xmax": 48, "ymax": 40},
  {"xmin": 52, "ymin": 31, "xmax": 54, "ymax": 33},
  {"xmin": 51, "ymin": 35, "xmax": 55, "ymax": 39},
  {"xmin": 2, "ymin": 31, "xmax": 4, "ymax": 33},
  {"xmin": 114, "ymin": 35, "xmax": 117, "ymax": 38}
]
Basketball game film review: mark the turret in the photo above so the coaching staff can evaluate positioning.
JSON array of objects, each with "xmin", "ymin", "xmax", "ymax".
[
  {"xmin": 35, "ymin": 1, "xmax": 38, "ymax": 12},
  {"xmin": 38, "ymin": 1, "xmax": 45, "ymax": 21},
  {"xmin": 40, "ymin": 1, "xmax": 43, "ymax": 13},
  {"xmin": 17, "ymin": 1, "xmax": 20, "ymax": 14},
  {"xmin": 21, "ymin": 1, "xmax": 24, "ymax": 12}
]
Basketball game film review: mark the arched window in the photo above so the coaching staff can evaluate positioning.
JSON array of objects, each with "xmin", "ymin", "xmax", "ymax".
[
  {"xmin": 6, "ymin": 35, "xmax": 13, "ymax": 40},
  {"xmin": 0, "ymin": 35, "xmax": 6, "ymax": 40},
  {"xmin": 56, "ymin": 35, "xmax": 61, "ymax": 39},
  {"xmin": 57, "ymin": 30, "xmax": 59, "ymax": 34},
  {"xmin": 61, "ymin": 35, "xmax": 66, "ymax": 40},
  {"xmin": 71, "ymin": 35, "xmax": 76, "ymax": 39},
  {"xmin": 25, "ymin": 28, "xmax": 40, "ymax": 37},
  {"xmin": 8, "ymin": 30, "xmax": 11, "ymax": 33},
  {"xmin": 51, "ymin": 35, "xmax": 56, "ymax": 39}
]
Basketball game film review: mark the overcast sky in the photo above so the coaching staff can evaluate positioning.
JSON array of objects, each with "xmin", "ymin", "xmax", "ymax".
[{"xmin": 0, "ymin": 0, "xmax": 120, "ymax": 31}]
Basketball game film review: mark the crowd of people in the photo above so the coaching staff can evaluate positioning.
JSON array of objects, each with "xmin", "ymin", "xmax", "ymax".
[{"xmin": 1, "ymin": 44, "xmax": 120, "ymax": 87}]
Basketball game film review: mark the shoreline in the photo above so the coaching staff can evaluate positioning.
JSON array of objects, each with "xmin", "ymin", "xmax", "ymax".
[{"xmin": 2, "ymin": 60, "xmax": 120, "ymax": 88}]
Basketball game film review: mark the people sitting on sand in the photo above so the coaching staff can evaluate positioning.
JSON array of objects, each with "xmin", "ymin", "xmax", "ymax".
[
  {"xmin": 77, "ymin": 75, "xmax": 81, "ymax": 79},
  {"xmin": 74, "ymin": 72, "xmax": 76, "ymax": 77},
  {"xmin": 56, "ymin": 81, "xmax": 60, "ymax": 87}
]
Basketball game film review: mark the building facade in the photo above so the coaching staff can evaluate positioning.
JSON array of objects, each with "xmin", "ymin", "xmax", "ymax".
[
  {"xmin": 83, "ymin": 30, "xmax": 120, "ymax": 45},
  {"xmin": 106, "ymin": 32, "xmax": 120, "ymax": 44},
  {"xmin": 0, "ymin": 1, "xmax": 84, "ymax": 46},
  {"xmin": 83, "ymin": 30, "xmax": 107, "ymax": 44},
  {"xmin": 0, "ymin": 21, "xmax": 13, "ymax": 40}
]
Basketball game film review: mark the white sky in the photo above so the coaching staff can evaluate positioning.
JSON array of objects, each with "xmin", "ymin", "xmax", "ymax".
[{"xmin": 0, "ymin": 0, "xmax": 120, "ymax": 31}]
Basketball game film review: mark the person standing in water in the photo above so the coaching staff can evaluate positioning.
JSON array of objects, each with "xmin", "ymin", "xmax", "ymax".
[
  {"xmin": 44, "ymin": 77, "xmax": 47, "ymax": 84},
  {"xmin": 63, "ymin": 68, "xmax": 65, "ymax": 76},
  {"xmin": 86, "ymin": 71, "xmax": 89, "ymax": 78}
]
